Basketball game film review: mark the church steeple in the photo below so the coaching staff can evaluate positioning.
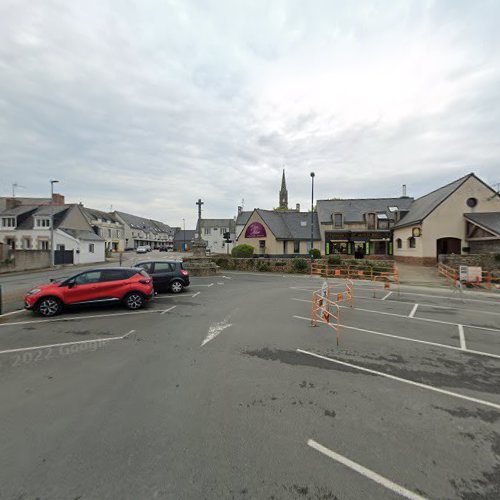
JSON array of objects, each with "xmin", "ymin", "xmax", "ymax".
[{"xmin": 279, "ymin": 168, "xmax": 288, "ymax": 209}]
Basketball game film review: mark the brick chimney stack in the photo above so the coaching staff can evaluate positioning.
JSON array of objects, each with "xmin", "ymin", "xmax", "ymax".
[{"xmin": 52, "ymin": 193, "xmax": 65, "ymax": 205}]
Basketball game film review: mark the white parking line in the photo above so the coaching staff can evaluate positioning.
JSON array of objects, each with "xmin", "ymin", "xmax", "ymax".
[
  {"xmin": 190, "ymin": 283, "xmax": 214, "ymax": 287},
  {"xmin": 192, "ymin": 292, "xmax": 200, "ymax": 298},
  {"xmin": 409, "ymin": 304, "xmax": 419, "ymax": 318},
  {"xmin": 292, "ymin": 297, "xmax": 500, "ymax": 334},
  {"xmin": 161, "ymin": 305, "xmax": 176, "ymax": 315},
  {"xmin": 0, "ymin": 309, "xmax": 164, "ymax": 328},
  {"xmin": 296, "ymin": 349, "xmax": 500, "ymax": 411},
  {"xmin": 217, "ymin": 282, "xmax": 225, "ymax": 285},
  {"xmin": 381, "ymin": 291, "xmax": 392, "ymax": 300},
  {"xmin": 292, "ymin": 315, "xmax": 500, "ymax": 360},
  {"xmin": 458, "ymin": 324, "xmax": 466, "ymax": 350},
  {"xmin": 0, "ymin": 309, "xmax": 26, "ymax": 317},
  {"xmin": 0, "ymin": 330, "xmax": 136, "ymax": 355},
  {"xmin": 307, "ymin": 439, "xmax": 427, "ymax": 500},
  {"xmin": 153, "ymin": 294, "xmax": 195, "ymax": 300}
]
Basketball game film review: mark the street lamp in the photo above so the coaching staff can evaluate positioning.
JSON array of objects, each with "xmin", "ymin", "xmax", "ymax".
[
  {"xmin": 182, "ymin": 218, "xmax": 186, "ymax": 251},
  {"xmin": 310, "ymin": 172, "xmax": 315, "ymax": 259},
  {"xmin": 50, "ymin": 179, "xmax": 59, "ymax": 267}
]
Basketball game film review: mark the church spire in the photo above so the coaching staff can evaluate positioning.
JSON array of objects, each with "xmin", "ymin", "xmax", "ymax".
[{"xmin": 279, "ymin": 168, "xmax": 288, "ymax": 209}]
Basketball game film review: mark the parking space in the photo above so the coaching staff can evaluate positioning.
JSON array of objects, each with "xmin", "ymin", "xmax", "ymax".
[{"xmin": 0, "ymin": 271, "xmax": 499, "ymax": 499}]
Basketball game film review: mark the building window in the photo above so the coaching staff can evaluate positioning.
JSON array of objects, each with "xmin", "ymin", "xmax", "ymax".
[
  {"xmin": 220, "ymin": 227, "xmax": 227, "ymax": 235},
  {"xmin": 89, "ymin": 243, "xmax": 95, "ymax": 253},
  {"xmin": 466, "ymin": 197, "xmax": 478, "ymax": 208},
  {"xmin": 204, "ymin": 227, "xmax": 211, "ymax": 235},
  {"xmin": 396, "ymin": 238, "xmax": 402, "ymax": 249},
  {"xmin": 23, "ymin": 238, "xmax": 31, "ymax": 249},
  {"xmin": 108, "ymin": 229, "xmax": 112, "ymax": 237},
  {"xmin": 1, "ymin": 217, "xmax": 16, "ymax": 228},
  {"xmin": 408, "ymin": 237, "xmax": 416, "ymax": 249},
  {"xmin": 39, "ymin": 240, "xmax": 49, "ymax": 250},
  {"xmin": 333, "ymin": 213, "xmax": 343, "ymax": 228},
  {"xmin": 36, "ymin": 218, "xmax": 51, "ymax": 228},
  {"xmin": 366, "ymin": 213, "xmax": 376, "ymax": 230},
  {"xmin": 294, "ymin": 240, "xmax": 300, "ymax": 253}
]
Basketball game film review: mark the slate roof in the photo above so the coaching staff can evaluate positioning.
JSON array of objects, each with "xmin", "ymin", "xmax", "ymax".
[
  {"xmin": 82, "ymin": 207, "xmax": 120, "ymax": 224},
  {"xmin": 464, "ymin": 212, "xmax": 500, "ymax": 236},
  {"xmin": 236, "ymin": 211, "xmax": 252, "ymax": 226},
  {"xmin": 61, "ymin": 229, "xmax": 104, "ymax": 241},
  {"xmin": 395, "ymin": 174, "xmax": 473, "ymax": 228},
  {"xmin": 114, "ymin": 211, "xmax": 172, "ymax": 234},
  {"xmin": 173, "ymin": 230, "xmax": 196, "ymax": 242},
  {"xmin": 197, "ymin": 218, "xmax": 236, "ymax": 233},
  {"xmin": 16, "ymin": 205, "xmax": 70, "ymax": 229},
  {"xmin": 0, "ymin": 205, "xmax": 40, "ymax": 216},
  {"xmin": 254, "ymin": 209, "xmax": 321, "ymax": 240},
  {"xmin": 317, "ymin": 197, "xmax": 413, "ymax": 224}
]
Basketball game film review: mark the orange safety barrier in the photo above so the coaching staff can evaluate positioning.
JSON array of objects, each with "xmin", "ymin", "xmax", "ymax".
[
  {"xmin": 437, "ymin": 263, "xmax": 500, "ymax": 290},
  {"xmin": 311, "ymin": 278, "xmax": 354, "ymax": 345}
]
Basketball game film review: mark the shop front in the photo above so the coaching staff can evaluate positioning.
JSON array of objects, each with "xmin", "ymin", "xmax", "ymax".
[{"xmin": 325, "ymin": 231, "xmax": 393, "ymax": 257}]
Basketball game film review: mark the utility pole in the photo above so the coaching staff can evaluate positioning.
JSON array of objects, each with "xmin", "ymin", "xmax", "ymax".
[
  {"xmin": 50, "ymin": 179, "xmax": 59, "ymax": 266},
  {"xmin": 182, "ymin": 218, "xmax": 186, "ymax": 251},
  {"xmin": 310, "ymin": 172, "xmax": 315, "ymax": 258}
]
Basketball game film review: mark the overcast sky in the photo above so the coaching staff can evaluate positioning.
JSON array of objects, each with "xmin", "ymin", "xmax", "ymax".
[{"xmin": 1, "ymin": 0, "xmax": 499, "ymax": 227}]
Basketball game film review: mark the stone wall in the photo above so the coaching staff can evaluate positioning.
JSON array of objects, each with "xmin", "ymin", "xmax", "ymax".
[
  {"xmin": 0, "ymin": 250, "xmax": 51, "ymax": 274},
  {"xmin": 469, "ymin": 240, "xmax": 500, "ymax": 254},
  {"xmin": 439, "ymin": 253, "xmax": 500, "ymax": 270},
  {"xmin": 214, "ymin": 257, "xmax": 306, "ymax": 273},
  {"xmin": 394, "ymin": 255, "xmax": 437, "ymax": 266}
]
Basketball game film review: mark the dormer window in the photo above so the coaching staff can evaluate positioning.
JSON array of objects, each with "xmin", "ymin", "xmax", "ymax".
[
  {"xmin": 333, "ymin": 213, "xmax": 343, "ymax": 228},
  {"xmin": 1, "ymin": 217, "xmax": 16, "ymax": 228},
  {"xmin": 35, "ymin": 218, "xmax": 51, "ymax": 228},
  {"xmin": 377, "ymin": 213, "xmax": 389, "ymax": 229}
]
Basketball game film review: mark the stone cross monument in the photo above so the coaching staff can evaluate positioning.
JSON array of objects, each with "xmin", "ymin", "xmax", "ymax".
[{"xmin": 191, "ymin": 198, "xmax": 208, "ymax": 256}]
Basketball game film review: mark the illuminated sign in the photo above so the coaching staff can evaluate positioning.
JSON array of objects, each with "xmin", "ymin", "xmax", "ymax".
[{"xmin": 245, "ymin": 222, "xmax": 267, "ymax": 238}]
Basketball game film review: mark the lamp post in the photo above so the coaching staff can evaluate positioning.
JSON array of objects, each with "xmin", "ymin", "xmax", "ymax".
[
  {"xmin": 50, "ymin": 179, "xmax": 59, "ymax": 267},
  {"xmin": 310, "ymin": 172, "xmax": 315, "ymax": 259},
  {"xmin": 182, "ymin": 218, "xmax": 186, "ymax": 251}
]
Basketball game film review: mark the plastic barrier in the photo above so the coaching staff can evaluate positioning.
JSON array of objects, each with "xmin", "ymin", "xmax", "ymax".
[{"xmin": 311, "ymin": 279, "xmax": 354, "ymax": 345}]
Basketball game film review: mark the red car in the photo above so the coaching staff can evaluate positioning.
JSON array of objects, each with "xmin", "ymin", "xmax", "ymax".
[{"xmin": 25, "ymin": 267, "xmax": 154, "ymax": 317}]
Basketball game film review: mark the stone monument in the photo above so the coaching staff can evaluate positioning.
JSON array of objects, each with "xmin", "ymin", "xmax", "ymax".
[{"xmin": 182, "ymin": 198, "xmax": 217, "ymax": 276}]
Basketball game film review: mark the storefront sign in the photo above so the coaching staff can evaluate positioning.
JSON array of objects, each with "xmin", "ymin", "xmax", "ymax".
[{"xmin": 245, "ymin": 222, "xmax": 267, "ymax": 238}]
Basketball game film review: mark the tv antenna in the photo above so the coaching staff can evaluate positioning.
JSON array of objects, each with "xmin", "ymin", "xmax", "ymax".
[
  {"xmin": 12, "ymin": 182, "xmax": 26, "ymax": 197},
  {"xmin": 487, "ymin": 181, "xmax": 500, "ymax": 200}
]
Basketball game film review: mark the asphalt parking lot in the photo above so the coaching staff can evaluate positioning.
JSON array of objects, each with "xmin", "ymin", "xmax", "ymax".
[{"xmin": 0, "ymin": 272, "xmax": 499, "ymax": 499}]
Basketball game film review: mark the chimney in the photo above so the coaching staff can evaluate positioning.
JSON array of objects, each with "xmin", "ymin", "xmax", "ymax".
[
  {"xmin": 52, "ymin": 193, "xmax": 65, "ymax": 205},
  {"xmin": 237, "ymin": 206, "xmax": 242, "ymax": 215},
  {"xmin": 402, "ymin": 184, "xmax": 407, "ymax": 197},
  {"xmin": 296, "ymin": 203, "xmax": 300, "ymax": 211}
]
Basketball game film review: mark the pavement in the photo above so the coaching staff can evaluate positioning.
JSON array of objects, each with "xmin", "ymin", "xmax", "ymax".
[
  {"xmin": 0, "ymin": 271, "xmax": 499, "ymax": 499},
  {"xmin": 396, "ymin": 262, "xmax": 444, "ymax": 286}
]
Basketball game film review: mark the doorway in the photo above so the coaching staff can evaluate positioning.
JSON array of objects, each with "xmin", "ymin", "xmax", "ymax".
[{"xmin": 436, "ymin": 237, "xmax": 461, "ymax": 256}]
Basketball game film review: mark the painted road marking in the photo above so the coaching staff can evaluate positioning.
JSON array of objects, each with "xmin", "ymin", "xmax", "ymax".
[
  {"xmin": 409, "ymin": 304, "xmax": 419, "ymax": 318},
  {"xmin": 292, "ymin": 315, "xmax": 500, "ymax": 360},
  {"xmin": 161, "ymin": 305, "xmax": 176, "ymax": 315},
  {"xmin": 381, "ymin": 291, "xmax": 392, "ymax": 300},
  {"xmin": 217, "ymin": 282, "xmax": 225, "ymax": 285},
  {"xmin": 190, "ymin": 283, "xmax": 214, "ymax": 287},
  {"xmin": 192, "ymin": 292, "xmax": 200, "ymax": 298},
  {"xmin": 297, "ymin": 349, "xmax": 500, "ymax": 411},
  {"xmin": 153, "ymin": 294, "xmax": 195, "ymax": 300},
  {"xmin": 222, "ymin": 276, "xmax": 232, "ymax": 280},
  {"xmin": 0, "ymin": 330, "xmax": 136, "ymax": 356},
  {"xmin": 0, "ymin": 309, "xmax": 165, "ymax": 328},
  {"xmin": 458, "ymin": 324, "xmax": 466, "ymax": 350},
  {"xmin": 201, "ymin": 318, "xmax": 232, "ymax": 347},
  {"xmin": 0, "ymin": 309, "xmax": 26, "ymax": 317},
  {"xmin": 291, "ymin": 298, "xmax": 500, "ymax": 334},
  {"xmin": 307, "ymin": 439, "xmax": 427, "ymax": 500}
]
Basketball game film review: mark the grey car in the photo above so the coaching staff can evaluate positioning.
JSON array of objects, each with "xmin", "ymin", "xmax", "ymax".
[{"xmin": 133, "ymin": 260, "xmax": 190, "ymax": 293}]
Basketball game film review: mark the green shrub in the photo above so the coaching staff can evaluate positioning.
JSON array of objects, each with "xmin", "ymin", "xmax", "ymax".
[
  {"xmin": 258, "ymin": 262, "xmax": 271, "ymax": 272},
  {"xmin": 309, "ymin": 248, "xmax": 321, "ymax": 259},
  {"xmin": 273, "ymin": 261, "xmax": 287, "ymax": 267},
  {"xmin": 293, "ymin": 258, "xmax": 309, "ymax": 272},
  {"xmin": 231, "ymin": 244, "xmax": 254, "ymax": 258},
  {"xmin": 327, "ymin": 255, "xmax": 341, "ymax": 266},
  {"xmin": 495, "ymin": 254, "xmax": 500, "ymax": 262}
]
